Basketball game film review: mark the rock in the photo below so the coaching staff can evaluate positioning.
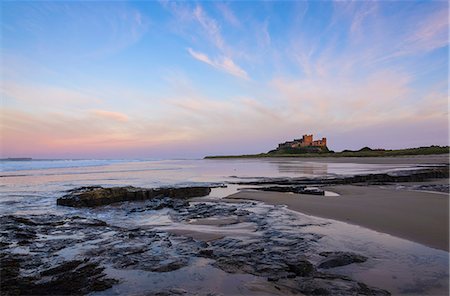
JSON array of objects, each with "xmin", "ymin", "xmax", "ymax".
[
  {"xmin": 40, "ymin": 260, "xmax": 84, "ymax": 276},
  {"xmin": 401, "ymin": 184, "xmax": 449, "ymax": 193},
  {"xmin": 0, "ymin": 253, "xmax": 33, "ymax": 296},
  {"xmin": 1, "ymin": 200, "xmax": 390, "ymax": 295},
  {"xmin": 1, "ymin": 215, "xmax": 119, "ymax": 295},
  {"xmin": 167, "ymin": 288, "xmax": 188, "ymax": 294},
  {"xmin": 152, "ymin": 258, "xmax": 188, "ymax": 272},
  {"xmin": 318, "ymin": 251, "xmax": 368, "ymax": 269},
  {"xmin": 213, "ymin": 257, "xmax": 255, "ymax": 275},
  {"xmin": 57, "ymin": 186, "xmax": 211, "ymax": 207},
  {"xmin": 199, "ymin": 248, "xmax": 214, "ymax": 257},
  {"xmin": 251, "ymin": 186, "xmax": 325, "ymax": 196},
  {"xmin": 0, "ymin": 254, "xmax": 117, "ymax": 295},
  {"xmin": 277, "ymin": 273, "xmax": 390, "ymax": 295},
  {"xmin": 284, "ymin": 257, "xmax": 315, "ymax": 276},
  {"xmin": 129, "ymin": 196, "xmax": 190, "ymax": 213},
  {"xmin": 9, "ymin": 216, "xmax": 38, "ymax": 226},
  {"xmin": 232, "ymin": 166, "xmax": 449, "ymax": 186},
  {"xmin": 146, "ymin": 288, "xmax": 188, "ymax": 296},
  {"xmin": 35, "ymin": 260, "xmax": 117, "ymax": 294},
  {"xmin": 181, "ymin": 203, "xmax": 241, "ymax": 220}
]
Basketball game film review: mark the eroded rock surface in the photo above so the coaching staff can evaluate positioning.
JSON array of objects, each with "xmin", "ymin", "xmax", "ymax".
[
  {"xmin": 318, "ymin": 251, "xmax": 368, "ymax": 269},
  {"xmin": 174, "ymin": 202, "xmax": 389, "ymax": 295},
  {"xmin": 275, "ymin": 273, "xmax": 390, "ymax": 295},
  {"xmin": 394, "ymin": 183, "xmax": 449, "ymax": 193},
  {"xmin": 1, "ymin": 254, "xmax": 117, "ymax": 296},
  {"xmin": 232, "ymin": 166, "xmax": 449, "ymax": 187},
  {"xmin": 2, "ymin": 194, "xmax": 391, "ymax": 295},
  {"xmin": 57, "ymin": 186, "xmax": 211, "ymax": 207},
  {"xmin": 247, "ymin": 185, "xmax": 325, "ymax": 195},
  {"xmin": 0, "ymin": 215, "xmax": 118, "ymax": 295}
]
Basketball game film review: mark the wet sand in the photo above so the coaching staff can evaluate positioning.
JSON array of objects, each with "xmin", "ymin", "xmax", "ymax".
[{"xmin": 228, "ymin": 185, "xmax": 449, "ymax": 251}]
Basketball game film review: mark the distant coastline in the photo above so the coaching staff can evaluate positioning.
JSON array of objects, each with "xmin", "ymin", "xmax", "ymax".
[
  {"xmin": 0, "ymin": 157, "xmax": 33, "ymax": 161},
  {"xmin": 204, "ymin": 145, "xmax": 450, "ymax": 159}
]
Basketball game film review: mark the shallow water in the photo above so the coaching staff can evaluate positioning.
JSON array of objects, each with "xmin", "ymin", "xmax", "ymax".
[
  {"xmin": 0, "ymin": 158, "xmax": 421, "ymax": 216},
  {"xmin": 287, "ymin": 209, "xmax": 449, "ymax": 295},
  {"xmin": 0, "ymin": 158, "xmax": 448, "ymax": 295},
  {"xmin": 75, "ymin": 198, "xmax": 448, "ymax": 295}
]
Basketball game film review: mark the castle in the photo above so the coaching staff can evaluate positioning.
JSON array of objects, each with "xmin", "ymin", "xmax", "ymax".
[{"xmin": 278, "ymin": 134, "xmax": 327, "ymax": 149}]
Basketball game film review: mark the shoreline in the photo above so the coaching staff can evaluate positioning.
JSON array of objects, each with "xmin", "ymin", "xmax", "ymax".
[
  {"xmin": 205, "ymin": 150, "xmax": 450, "ymax": 160},
  {"xmin": 227, "ymin": 183, "xmax": 449, "ymax": 251},
  {"xmin": 206, "ymin": 154, "xmax": 450, "ymax": 164}
]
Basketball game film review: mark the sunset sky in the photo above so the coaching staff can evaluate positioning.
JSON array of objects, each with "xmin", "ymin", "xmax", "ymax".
[{"xmin": 1, "ymin": 1, "xmax": 448, "ymax": 158}]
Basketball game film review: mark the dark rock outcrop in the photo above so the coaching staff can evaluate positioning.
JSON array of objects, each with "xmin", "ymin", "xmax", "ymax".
[
  {"xmin": 57, "ymin": 186, "xmax": 212, "ymax": 207},
  {"xmin": 232, "ymin": 166, "xmax": 449, "ymax": 186},
  {"xmin": 284, "ymin": 257, "xmax": 315, "ymax": 276},
  {"xmin": 0, "ymin": 214, "xmax": 204, "ymax": 294},
  {"xmin": 129, "ymin": 196, "xmax": 189, "ymax": 213},
  {"xmin": 318, "ymin": 251, "xmax": 368, "ymax": 269},
  {"xmin": 1, "ymin": 200, "xmax": 390, "ymax": 296},
  {"xmin": 276, "ymin": 273, "xmax": 390, "ymax": 295},
  {"xmin": 248, "ymin": 186, "xmax": 325, "ymax": 195},
  {"xmin": 0, "ymin": 253, "xmax": 116, "ymax": 296}
]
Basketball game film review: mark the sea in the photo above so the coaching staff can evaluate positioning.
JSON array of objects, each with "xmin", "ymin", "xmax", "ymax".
[
  {"xmin": 0, "ymin": 158, "xmax": 448, "ymax": 294},
  {"xmin": 0, "ymin": 157, "xmax": 425, "ymax": 215}
]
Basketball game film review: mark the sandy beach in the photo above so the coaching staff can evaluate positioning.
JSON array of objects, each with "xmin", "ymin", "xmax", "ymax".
[{"xmin": 228, "ymin": 182, "xmax": 449, "ymax": 251}]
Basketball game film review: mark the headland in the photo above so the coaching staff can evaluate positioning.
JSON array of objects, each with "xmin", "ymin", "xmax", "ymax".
[{"xmin": 205, "ymin": 133, "xmax": 449, "ymax": 159}]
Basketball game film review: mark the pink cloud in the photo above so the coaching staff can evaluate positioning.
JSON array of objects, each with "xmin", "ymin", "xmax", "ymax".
[
  {"xmin": 91, "ymin": 110, "xmax": 129, "ymax": 122},
  {"xmin": 187, "ymin": 48, "xmax": 249, "ymax": 79}
]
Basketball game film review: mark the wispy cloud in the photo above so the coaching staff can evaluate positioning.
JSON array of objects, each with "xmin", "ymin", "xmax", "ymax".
[
  {"xmin": 270, "ymin": 69, "xmax": 413, "ymax": 127},
  {"xmin": 1, "ymin": 81, "xmax": 103, "ymax": 108},
  {"xmin": 193, "ymin": 5, "xmax": 225, "ymax": 51},
  {"xmin": 403, "ymin": 8, "xmax": 448, "ymax": 54},
  {"xmin": 258, "ymin": 19, "xmax": 271, "ymax": 48},
  {"xmin": 216, "ymin": 3, "xmax": 241, "ymax": 27},
  {"xmin": 3, "ymin": 2, "xmax": 149, "ymax": 60},
  {"xmin": 349, "ymin": 2, "xmax": 377, "ymax": 36},
  {"xmin": 187, "ymin": 48, "xmax": 248, "ymax": 79},
  {"xmin": 91, "ymin": 110, "xmax": 129, "ymax": 122},
  {"xmin": 162, "ymin": 2, "xmax": 250, "ymax": 79}
]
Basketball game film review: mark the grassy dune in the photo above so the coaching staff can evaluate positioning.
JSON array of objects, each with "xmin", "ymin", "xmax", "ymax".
[{"xmin": 204, "ymin": 146, "xmax": 450, "ymax": 159}]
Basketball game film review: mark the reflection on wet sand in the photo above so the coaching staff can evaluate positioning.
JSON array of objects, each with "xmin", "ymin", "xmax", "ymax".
[{"xmin": 275, "ymin": 161, "xmax": 329, "ymax": 176}]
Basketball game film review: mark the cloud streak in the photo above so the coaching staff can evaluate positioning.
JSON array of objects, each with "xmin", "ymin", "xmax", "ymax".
[
  {"xmin": 91, "ymin": 110, "xmax": 129, "ymax": 122},
  {"xmin": 187, "ymin": 48, "xmax": 248, "ymax": 79},
  {"xmin": 193, "ymin": 5, "xmax": 225, "ymax": 51},
  {"xmin": 216, "ymin": 3, "xmax": 241, "ymax": 27}
]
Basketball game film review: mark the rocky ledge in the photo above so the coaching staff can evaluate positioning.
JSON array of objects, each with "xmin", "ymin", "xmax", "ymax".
[
  {"xmin": 232, "ymin": 166, "xmax": 449, "ymax": 187},
  {"xmin": 57, "ymin": 185, "xmax": 212, "ymax": 207},
  {"xmin": 1, "ymin": 201, "xmax": 390, "ymax": 296},
  {"xmin": 318, "ymin": 251, "xmax": 368, "ymax": 269},
  {"xmin": 247, "ymin": 185, "xmax": 325, "ymax": 195}
]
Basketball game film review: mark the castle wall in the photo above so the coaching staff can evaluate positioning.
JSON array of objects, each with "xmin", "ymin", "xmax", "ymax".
[{"xmin": 311, "ymin": 138, "xmax": 327, "ymax": 147}]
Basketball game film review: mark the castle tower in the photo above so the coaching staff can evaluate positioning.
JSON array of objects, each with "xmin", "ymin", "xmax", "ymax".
[{"xmin": 302, "ymin": 134, "xmax": 313, "ymax": 146}]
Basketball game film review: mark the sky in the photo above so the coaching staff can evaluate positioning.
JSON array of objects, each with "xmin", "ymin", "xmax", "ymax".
[{"xmin": 1, "ymin": 1, "xmax": 448, "ymax": 159}]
